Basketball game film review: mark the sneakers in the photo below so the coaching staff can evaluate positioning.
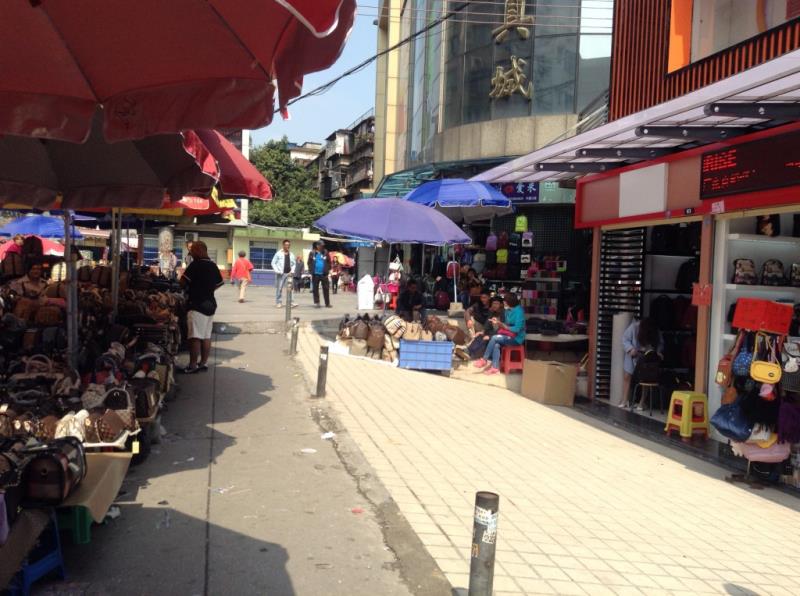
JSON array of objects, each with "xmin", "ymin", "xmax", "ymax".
[
  {"xmin": 483, "ymin": 367, "xmax": 500, "ymax": 375},
  {"xmin": 314, "ymin": 304, "xmax": 321, "ymax": 309},
  {"xmin": 325, "ymin": 304, "xmax": 333, "ymax": 308},
  {"xmin": 473, "ymin": 358, "xmax": 488, "ymax": 368},
  {"xmin": 276, "ymin": 303, "xmax": 283, "ymax": 308}
]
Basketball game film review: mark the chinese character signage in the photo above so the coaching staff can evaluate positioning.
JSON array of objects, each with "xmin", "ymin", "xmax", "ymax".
[
  {"xmin": 493, "ymin": 182, "xmax": 539, "ymax": 203},
  {"xmin": 489, "ymin": 1, "xmax": 534, "ymax": 101}
]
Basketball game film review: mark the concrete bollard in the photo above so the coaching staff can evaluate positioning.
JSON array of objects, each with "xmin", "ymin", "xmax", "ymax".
[
  {"xmin": 289, "ymin": 319, "xmax": 300, "ymax": 355},
  {"xmin": 285, "ymin": 281, "xmax": 293, "ymax": 323},
  {"xmin": 468, "ymin": 491, "xmax": 499, "ymax": 596},
  {"xmin": 315, "ymin": 345, "xmax": 329, "ymax": 398}
]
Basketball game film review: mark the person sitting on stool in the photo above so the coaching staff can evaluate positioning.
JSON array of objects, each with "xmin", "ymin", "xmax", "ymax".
[{"xmin": 396, "ymin": 279, "xmax": 425, "ymax": 322}]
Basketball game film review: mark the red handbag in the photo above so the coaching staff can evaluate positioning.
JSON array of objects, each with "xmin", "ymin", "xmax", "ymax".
[{"xmin": 498, "ymin": 329, "xmax": 515, "ymax": 338}]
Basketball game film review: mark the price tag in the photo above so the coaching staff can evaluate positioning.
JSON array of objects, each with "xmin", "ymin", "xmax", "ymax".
[{"xmin": 132, "ymin": 441, "xmax": 140, "ymax": 455}]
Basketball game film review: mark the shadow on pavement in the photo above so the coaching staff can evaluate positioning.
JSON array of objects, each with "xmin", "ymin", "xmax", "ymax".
[{"xmin": 45, "ymin": 505, "xmax": 294, "ymax": 596}]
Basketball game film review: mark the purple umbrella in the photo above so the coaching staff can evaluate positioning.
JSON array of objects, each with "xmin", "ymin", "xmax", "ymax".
[{"xmin": 314, "ymin": 198, "xmax": 471, "ymax": 245}]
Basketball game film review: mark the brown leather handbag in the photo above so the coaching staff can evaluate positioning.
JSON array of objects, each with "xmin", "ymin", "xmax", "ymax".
[
  {"xmin": 443, "ymin": 325, "xmax": 467, "ymax": 346},
  {"xmin": 366, "ymin": 322, "xmax": 386, "ymax": 351},
  {"xmin": 34, "ymin": 305, "xmax": 63, "ymax": 327},
  {"xmin": 84, "ymin": 410, "xmax": 127, "ymax": 443},
  {"xmin": 716, "ymin": 330, "xmax": 744, "ymax": 387},
  {"xmin": 22, "ymin": 437, "xmax": 86, "ymax": 506}
]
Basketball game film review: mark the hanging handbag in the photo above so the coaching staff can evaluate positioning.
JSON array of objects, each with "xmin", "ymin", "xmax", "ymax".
[
  {"xmin": 366, "ymin": 322, "xmax": 386, "ymax": 351},
  {"xmin": 350, "ymin": 318, "xmax": 369, "ymax": 341},
  {"xmin": 778, "ymin": 397, "xmax": 800, "ymax": 443},
  {"xmin": 383, "ymin": 314, "xmax": 407, "ymax": 339},
  {"xmin": 750, "ymin": 332, "xmax": 782, "ymax": 385},
  {"xmin": 443, "ymin": 325, "xmax": 467, "ymax": 346},
  {"xmin": 715, "ymin": 330, "xmax": 744, "ymax": 387},
  {"xmin": 731, "ymin": 333, "xmax": 754, "ymax": 377},
  {"xmin": 781, "ymin": 342, "xmax": 800, "ymax": 393},
  {"xmin": 710, "ymin": 398, "xmax": 754, "ymax": 442},
  {"xmin": 403, "ymin": 322, "xmax": 422, "ymax": 341}
]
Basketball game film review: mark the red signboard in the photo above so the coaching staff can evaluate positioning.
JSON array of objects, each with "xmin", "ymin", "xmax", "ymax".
[
  {"xmin": 732, "ymin": 298, "xmax": 793, "ymax": 335},
  {"xmin": 692, "ymin": 283, "xmax": 712, "ymax": 307}
]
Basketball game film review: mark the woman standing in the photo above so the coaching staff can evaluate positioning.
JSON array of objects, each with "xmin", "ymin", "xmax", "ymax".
[
  {"xmin": 473, "ymin": 293, "xmax": 526, "ymax": 375},
  {"xmin": 230, "ymin": 250, "xmax": 254, "ymax": 303},
  {"xmin": 621, "ymin": 318, "xmax": 662, "ymax": 408}
]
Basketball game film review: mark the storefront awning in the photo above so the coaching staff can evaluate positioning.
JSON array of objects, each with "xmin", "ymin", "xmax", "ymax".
[{"xmin": 472, "ymin": 49, "xmax": 800, "ymax": 184}]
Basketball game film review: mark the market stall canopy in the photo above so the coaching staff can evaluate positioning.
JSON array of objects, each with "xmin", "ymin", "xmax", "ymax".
[
  {"xmin": 0, "ymin": 0, "xmax": 356, "ymax": 142},
  {"xmin": 0, "ymin": 236, "xmax": 64, "ymax": 258},
  {"xmin": 0, "ymin": 116, "xmax": 218, "ymax": 209},
  {"xmin": 471, "ymin": 48, "xmax": 800, "ymax": 184},
  {"xmin": 403, "ymin": 178, "xmax": 512, "ymax": 223},
  {"xmin": 314, "ymin": 199, "xmax": 471, "ymax": 245},
  {"xmin": 0, "ymin": 215, "xmax": 82, "ymax": 239}
]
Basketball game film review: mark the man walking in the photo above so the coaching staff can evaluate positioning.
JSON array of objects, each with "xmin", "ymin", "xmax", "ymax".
[
  {"xmin": 271, "ymin": 239, "xmax": 296, "ymax": 308},
  {"xmin": 293, "ymin": 254, "xmax": 305, "ymax": 292},
  {"xmin": 307, "ymin": 241, "xmax": 331, "ymax": 308},
  {"xmin": 180, "ymin": 241, "xmax": 224, "ymax": 374}
]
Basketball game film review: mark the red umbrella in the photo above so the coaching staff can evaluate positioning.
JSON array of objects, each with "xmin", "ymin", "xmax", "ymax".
[
  {"xmin": 194, "ymin": 130, "xmax": 272, "ymax": 200},
  {"xmin": 0, "ymin": 0, "xmax": 355, "ymax": 142}
]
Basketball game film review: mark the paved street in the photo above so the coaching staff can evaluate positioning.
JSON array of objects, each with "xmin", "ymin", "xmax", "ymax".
[
  {"xmin": 42, "ymin": 325, "xmax": 448, "ymax": 596},
  {"xmin": 295, "ymin": 325, "xmax": 800, "ymax": 596}
]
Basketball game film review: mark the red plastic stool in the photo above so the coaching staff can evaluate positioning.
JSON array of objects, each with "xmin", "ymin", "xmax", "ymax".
[{"xmin": 500, "ymin": 345, "xmax": 525, "ymax": 374}]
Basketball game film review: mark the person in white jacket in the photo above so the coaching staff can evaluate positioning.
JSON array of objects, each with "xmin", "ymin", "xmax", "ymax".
[{"xmin": 271, "ymin": 239, "xmax": 297, "ymax": 308}]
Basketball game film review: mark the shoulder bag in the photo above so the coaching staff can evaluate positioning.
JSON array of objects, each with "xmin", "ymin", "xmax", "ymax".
[
  {"xmin": 751, "ymin": 332, "xmax": 782, "ymax": 385},
  {"xmin": 715, "ymin": 330, "xmax": 744, "ymax": 387}
]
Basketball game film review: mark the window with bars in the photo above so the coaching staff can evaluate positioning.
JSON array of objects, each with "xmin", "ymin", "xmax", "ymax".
[{"xmin": 250, "ymin": 241, "xmax": 278, "ymax": 270}]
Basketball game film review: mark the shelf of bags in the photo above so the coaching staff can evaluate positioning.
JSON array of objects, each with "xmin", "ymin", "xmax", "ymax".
[
  {"xmin": 728, "ymin": 233, "xmax": 800, "ymax": 247},
  {"xmin": 527, "ymin": 276, "xmax": 561, "ymax": 283},
  {"xmin": 643, "ymin": 289, "xmax": 691, "ymax": 294},
  {"xmin": 645, "ymin": 253, "xmax": 698, "ymax": 258},
  {"xmin": 725, "ymin": 283, "xmax": 800, "ymax": 293},
  {"xmin": 525, "ymin": 313, "xmax": 557, "ymax": 320}
]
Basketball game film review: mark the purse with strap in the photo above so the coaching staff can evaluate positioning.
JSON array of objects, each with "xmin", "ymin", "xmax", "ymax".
[
  {"xmin": 716, "ymin": 330, "xmax": 744, "ymax": 387},
  {"xmin": 751, "ymin": 332, "xmax": 782, "ymax": 385},
  {"xmin": 22, "ymin": 437, "xmax": 86, "ymax": 506},
  {"xmin": 732, "ymin": 333, "xmax": 754, "ymax": 377}
]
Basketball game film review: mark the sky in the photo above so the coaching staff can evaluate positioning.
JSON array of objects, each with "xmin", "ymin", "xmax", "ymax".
[{"xmin": 251, "ymin": 14, "xmax": 378, "ymax": 147}]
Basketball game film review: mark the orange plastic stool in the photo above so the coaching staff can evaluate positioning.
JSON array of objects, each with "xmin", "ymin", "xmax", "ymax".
[{"xmin": 500, "ymin": 345, "xmax": 525, "ymax": 374}]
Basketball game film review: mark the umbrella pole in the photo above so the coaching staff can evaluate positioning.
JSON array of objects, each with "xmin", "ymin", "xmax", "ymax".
[
  {"xmin": 111, "ymin": 209, "xmax": 122, "ymax": 320},
  {"xmin": 64, "ymin": 214, "xmax": 78, "ymax": 369}
]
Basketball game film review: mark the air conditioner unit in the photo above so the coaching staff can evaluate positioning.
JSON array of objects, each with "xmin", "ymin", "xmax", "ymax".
[{"xmin": 185, "ymin": 232, "xmax": 199, "ymax": 242}]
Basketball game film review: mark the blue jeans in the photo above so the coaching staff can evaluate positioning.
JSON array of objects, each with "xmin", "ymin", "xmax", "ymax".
[
  {"xmin": 275, "ymin": 273, "xmax": 290, "ymax": 304},
  {"xmin": 483, "ymin": 335, "xmax": 516, "ymax": 369}
]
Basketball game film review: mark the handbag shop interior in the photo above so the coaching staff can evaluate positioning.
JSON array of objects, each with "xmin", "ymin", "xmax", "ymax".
[
  {"xmin": 592, "ymin": 210, "xmax": 800, "ymax": 489},
  {"xmin": 0, "ymin": 236, "xmax": 185, "ymax": 591}
]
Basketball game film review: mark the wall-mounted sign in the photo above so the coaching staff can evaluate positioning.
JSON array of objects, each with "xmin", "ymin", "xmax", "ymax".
[
  {"xmin": 489, "ymin": 56, "xmax": 533, "ymax": 100},
  {"xmin": 493, "ymin": 0, "xmax": 533, "ymax": 43},
  {"xmin": 700, "ymin": 128, "xmax": 800, "ymax": 199},
  {"xmin": 494, "ymin": 182, "xmax": 539, "ymax": 202}
]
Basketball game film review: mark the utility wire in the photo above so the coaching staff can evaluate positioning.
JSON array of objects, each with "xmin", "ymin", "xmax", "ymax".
[{"xmin": 281, "ymin": 0, "xmax": 611, "ymax": 113}]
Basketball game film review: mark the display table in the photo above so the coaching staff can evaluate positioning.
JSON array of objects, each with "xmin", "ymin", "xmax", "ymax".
[
  {"xmin": 62, "ymin": 452, "xmax": 132, "ymax": 524},
  {"xmin": 526, "ymin": 334, "xmax": 589, "ymax": 343}
]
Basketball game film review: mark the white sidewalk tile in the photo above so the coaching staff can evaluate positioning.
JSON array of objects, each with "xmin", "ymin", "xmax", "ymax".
[{"xmin": 296, "ymin": 329, "xmax": 800, "ymax": 595}]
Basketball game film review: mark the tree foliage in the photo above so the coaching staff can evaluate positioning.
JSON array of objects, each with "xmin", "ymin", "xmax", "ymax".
[{"xmin": 248, "ymin": 138, "xmax": 341, "ymax": 228}]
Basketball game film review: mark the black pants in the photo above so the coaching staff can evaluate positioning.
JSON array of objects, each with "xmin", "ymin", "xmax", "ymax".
[
  {"xmin": 331, "ymin": 275, "xmax": 339, "ymax": 294},
  {"xmin": 312, "ymin": 274, "xmax": 330, "ymax": 306}
]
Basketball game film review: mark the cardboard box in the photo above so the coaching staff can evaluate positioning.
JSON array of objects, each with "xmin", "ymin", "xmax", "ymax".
[{"xmin": 520, "ymin": 360, "xmax": 577, "ymax": 407}]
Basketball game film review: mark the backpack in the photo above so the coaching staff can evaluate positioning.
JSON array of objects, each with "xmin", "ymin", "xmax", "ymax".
[
  {"xmin": 791, "ymin": 264, "xmax": 800, "ymax": 287},
  {"xmin": 675, "ymin": 258, "xmax": 700, "ymax": 292},
  {"xmin": 521, "ymin": 232, "xmax": 533, "ymax": 247},
  {"xmin": 1, "ymin": 253, "xmax": 24, "ymax": 278},
  {"xmin": 650, "ymin": 225, "xmax": 677, "ymax": 254},
  {"xmin": 446, "ymin": 261, "xmax": 459, "ymax": 279},
  {"xmin": 497, "ymin": 232, "xmax": 509, "ymax": 248},
  {"xmin": 495, "ymin": 264, "xmax": 507, "ymax": 279},
  {"xmin": 676, "ymin": 222, "xmax": 701, "ymax": 255},
  {"xmin": 78, "ymin": 265, "xmax": 93, "ymax": 283},
  {"xmin": 732, "ymin": 259, "xmax": 758, "ymax": 285},
  {"xmin": 515, "ymin": 215, "xmax": 528, "ymax": 233},
  {"xmin": 649, "ymin": 295, "xmax": 674, "ymax": 331},
  {"xmin": 485, "ymin": 234, "xmax": 498, "ymax": 251},
  {"xmin": 520, "ymin": 253, "xmax": 531, "ymax": 264},
  {"xmin": 509, "ymin": 233, "xmax": 521, "ymax": 248},
  {"xmin": 508, "ymin": 249, "xmax": 521, "ymax": 264},
  {"xmin": 461, "ymin": 251, "xmax": 473, "ymax": 266},
  {"xmin": 634, "ymin": 349, "xmax": 661, "ymax": 384},
  {"xmin": 435, "ymin": 291, "xmax": 450, "ymax": 310},
  {"xmin": 472, "ymin": 253, "xmax": 486, "ymax": 273},
  {"xmin": 485, "ymin": 251, "xmax": 497, "ymax": 268},
  {"xmin": 761, "ymin": 259, "xmax": 785, "ymax": 286},
  {"xmin": 496, "ymin": 249, "xmax": 508, "ymax": 264},
  {"xmin": 756, "ymin": 214, "xmax": 781, "ymax": 237}
]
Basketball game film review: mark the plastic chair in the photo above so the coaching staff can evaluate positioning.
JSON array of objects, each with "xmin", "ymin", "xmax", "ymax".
[
  {"xmin": 500, "ymin": 345, "xmax": 525, "ymax": 374},
  {"xmin": 8, "ymin": 511, "xmax": 66, "ymax": 596},
  {"xmin": 664, "ymin": 391, "xmax": 709, "ymax": 440}
]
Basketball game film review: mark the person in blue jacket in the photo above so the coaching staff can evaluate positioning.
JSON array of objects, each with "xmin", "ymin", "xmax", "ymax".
[{"xmin": 474, "ymin": 293, "xmax": 525, "ymax": 375}]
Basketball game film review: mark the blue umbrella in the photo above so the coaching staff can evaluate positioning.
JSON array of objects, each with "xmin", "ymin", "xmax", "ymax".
[
  {"xmin": 0, "ymin": 215, "xmax": 83, "ymax": 239},
  {"xmin": 314, "ymin": 198, "xmax": 470, "ymax": 245},
  {"xmin": 404, "ymin": 178, "xmax": 512, "ymax": 222}
]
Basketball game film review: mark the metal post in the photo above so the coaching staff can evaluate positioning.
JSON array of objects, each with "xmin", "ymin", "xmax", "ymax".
[
  {"xmin": 315, "ymin": 345, "xmax": 329, "ymax": 398},
  {"xmin": 469, "ymin": 491, "xmax": 499, "ymax": 596},
  {"xmin": 289, "ymin": 319, "xmax": 300, "ymax": 356},
  {"xmin": 285, "ymin": 277, "xmax": 292, "ymax": 323}
]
